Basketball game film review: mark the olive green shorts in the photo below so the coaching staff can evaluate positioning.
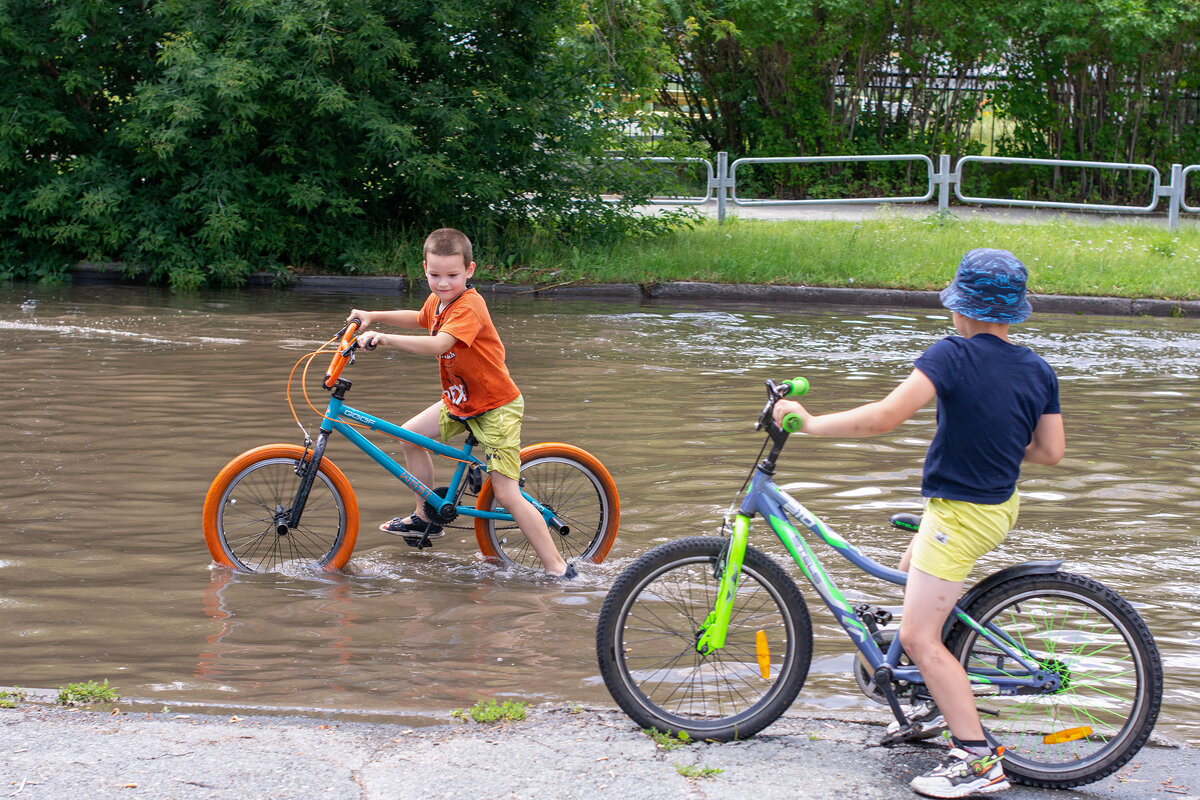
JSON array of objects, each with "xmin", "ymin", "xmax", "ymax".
[
  {"xmin": 438, "ymin": 395, "xmax": 524, "ymax": 481},
  {"xmin": 910, "ymin": 491, "xmax": 1019, "ymax": 583}
]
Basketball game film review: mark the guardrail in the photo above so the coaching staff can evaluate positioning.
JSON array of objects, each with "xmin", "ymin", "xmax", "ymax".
[{"xmin": 616, "ymin": 152, "xmax": 1200, "ymax": 228}]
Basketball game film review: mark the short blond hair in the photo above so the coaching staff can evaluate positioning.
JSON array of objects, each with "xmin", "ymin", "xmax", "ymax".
[{"xmin": 423, "ymin": 228, "xmax": 472, "ymax": 268}]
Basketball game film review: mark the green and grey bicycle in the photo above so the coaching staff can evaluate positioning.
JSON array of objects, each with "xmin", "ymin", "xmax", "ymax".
[{"xmin": 595, "ymin": 377, "xmax": 1162, "ymax": 789}]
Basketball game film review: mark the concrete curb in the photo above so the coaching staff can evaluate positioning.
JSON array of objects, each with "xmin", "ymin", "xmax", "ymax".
[{"xmin": 68, "ymin": 264, "xmax": 1200, "ymax": 318}]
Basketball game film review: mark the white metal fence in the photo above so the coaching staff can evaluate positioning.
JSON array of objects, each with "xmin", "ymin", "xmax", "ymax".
[{"xmin": 624, "ymin": 152, "xmax": 1199, "ymax": 228}]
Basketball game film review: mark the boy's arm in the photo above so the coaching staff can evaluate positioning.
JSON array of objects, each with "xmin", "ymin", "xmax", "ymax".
[
  {"xmin": 1024, "ymin": 413, "xmax": 1065, "ymax": 465},
  {"xmin": 347, "ymin": 308, "xmax": 422, "ymax": 330},
  {"xmin": 358, "ymin": 330, "xmax": 457, "ymax": 356},
  {"xmin": 773, "ymin": 369, "xmax": 936, "ymax": 437}
]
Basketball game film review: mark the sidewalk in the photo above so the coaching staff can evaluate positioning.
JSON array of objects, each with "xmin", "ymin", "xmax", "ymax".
[
  {"xmin": 652, "ymin": 198, "xmax": 1199, "ymax": 229},
  {"xmin": 1, "ymin": 704, "xmax": 1195, "ymax": 800}
]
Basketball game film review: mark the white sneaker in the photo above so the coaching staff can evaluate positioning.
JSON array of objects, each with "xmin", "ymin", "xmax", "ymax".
[
  {"xmin": 885, "ymin": 702, "xmax": 947, "ymax": 743},
  {"xmin": 910, "ymin": 743, "xmax": 1010, "ymax": 798}
]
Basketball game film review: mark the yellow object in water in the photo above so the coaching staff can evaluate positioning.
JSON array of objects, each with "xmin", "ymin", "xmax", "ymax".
[
  {"xmin": 1043, "ymin": 726, "xmax": 1092, "ymax": 744},
  {"xmin": 756, "ymin": 630, "xmax": 770, "ymax": 679}
]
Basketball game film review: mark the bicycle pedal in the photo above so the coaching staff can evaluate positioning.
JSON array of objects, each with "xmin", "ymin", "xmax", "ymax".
[
  {"xmin": 882, "ymin": 710, "xmax": 947, "ymax": 745},
  {"xmin": 402, "ymin": 534, "xmax": 438, "ymax": 549},
  {"xmin": 854, "ymin": 603, "xmax": 893, "ymax": 627},
  {"xmin": 882, "ymin": 726, "xmax": 919, "ymax": 746}
]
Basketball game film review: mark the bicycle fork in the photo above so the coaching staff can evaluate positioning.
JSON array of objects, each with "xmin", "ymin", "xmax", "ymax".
[
  {"xmin": 696, "ymin": 515, "xmax": 750, "ymax": 655},
  {"xmin": 285, "ymin": 429, "xmax": 331, "ymax": 532}
]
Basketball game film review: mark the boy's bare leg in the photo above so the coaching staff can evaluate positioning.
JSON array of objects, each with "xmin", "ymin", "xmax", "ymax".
[
  {"xmin": 489, "ymin": 472, "xmax": 569, "ymax": 575},
  {"xmin": 399, "ymin": 401, "xmax": 443, "ymax": 519},
  {"xmin": 898, "ymin": 567, "xmax": 987, "ymax": 742}
]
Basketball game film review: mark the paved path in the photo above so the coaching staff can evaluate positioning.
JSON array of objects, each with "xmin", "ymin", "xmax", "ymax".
[
  {"xmin": 1, "ymin": 704, "xmax": 1195, "ymax": 800},
  {"xmin": 648, "ymin": 199, "xmax": 1198, "ymax": 229}
]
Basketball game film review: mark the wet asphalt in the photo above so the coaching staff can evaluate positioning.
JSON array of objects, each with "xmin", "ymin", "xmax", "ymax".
[{"xmin": 1, "ymin": 704, "xmax": 1196, "ymax": 800}]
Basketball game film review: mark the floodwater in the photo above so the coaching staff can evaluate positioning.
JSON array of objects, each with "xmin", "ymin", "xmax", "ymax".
[{"xmin": 2, "ymin": 283, "xmax": 1198, "ymax": 744}]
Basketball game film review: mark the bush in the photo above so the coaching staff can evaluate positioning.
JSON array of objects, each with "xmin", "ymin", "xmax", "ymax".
[{"xmin": 0, "ymin": 0, "xmax": 676, "ymax": 287}]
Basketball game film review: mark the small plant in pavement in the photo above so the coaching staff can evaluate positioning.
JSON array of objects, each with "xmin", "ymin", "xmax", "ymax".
[
  {"xmin": 645, "ymin": 728, "xmax": 692, "ymax": 750},
  {"xmin": 56, "ymin": 680, "xmax": 119, "ymax": 706},
  {"xmin": 451, "ymin": 699, "xmax": 528, "ymax": 723}
]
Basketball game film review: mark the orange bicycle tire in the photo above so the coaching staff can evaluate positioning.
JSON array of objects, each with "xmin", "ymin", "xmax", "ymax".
[
  {"xmin": 474, "ymin": 442, "xmax": 619, "ymax": 567},
  {"xmin": 203, "ymin": 444, "xmax": 359, "ymax": 573}
]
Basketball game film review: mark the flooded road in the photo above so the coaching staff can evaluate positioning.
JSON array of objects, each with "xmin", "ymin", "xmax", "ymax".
[{"xmin": 1, "ymin": 283, "xmax": 1197, "ymax": 743}]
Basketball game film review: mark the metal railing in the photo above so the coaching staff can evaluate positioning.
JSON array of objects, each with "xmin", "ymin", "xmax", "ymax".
[
  {"xmin": 612, "ymin": 152, "xmax": 1200, "ymax": 228},
  {"xmin": 730, "ymin": 155, "xmax": 936, "ymax": 206}
]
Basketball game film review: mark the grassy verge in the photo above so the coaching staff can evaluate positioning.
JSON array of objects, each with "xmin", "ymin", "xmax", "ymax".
[{"xmin": 455, "ymin": 213, "xmax": 1200, "ymax": 300}]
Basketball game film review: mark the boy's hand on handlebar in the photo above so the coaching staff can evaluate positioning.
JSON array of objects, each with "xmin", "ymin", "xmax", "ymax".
[
  {"xmin": 356, "ymin": 331, "xmax": 385, "ymax": 350},
  {"xmin": 773, "ymin": 399, "xmax": 810, "ymax": 430},
  {"xmin": 347, "ymin": 309, "xmax": 374, "ymax": 329}
]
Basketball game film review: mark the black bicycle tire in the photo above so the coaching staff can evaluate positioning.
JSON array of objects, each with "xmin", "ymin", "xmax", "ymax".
[
  {"xmin": 596, "ymin": 536, "xmax": 813, "ymax": 741},
  {"xmin": 947, "ymin": 571, "xmax": 1162, "ymax": 788}
]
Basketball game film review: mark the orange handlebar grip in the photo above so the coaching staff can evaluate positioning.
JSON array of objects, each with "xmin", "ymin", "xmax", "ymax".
[{"xmin": 323, "ymin": 319, "xmax": 361, "ymax": 389}]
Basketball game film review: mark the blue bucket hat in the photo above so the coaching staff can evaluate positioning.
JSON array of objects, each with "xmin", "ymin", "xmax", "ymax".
[{"xmin": 939, "ymin": 248, "xmax": 1031, "ymax": 323}]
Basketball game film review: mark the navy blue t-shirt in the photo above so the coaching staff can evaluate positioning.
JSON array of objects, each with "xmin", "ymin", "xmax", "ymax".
[{"xmin": 914, "ymin": 333, "xmax": 1060, "ymax": 504}]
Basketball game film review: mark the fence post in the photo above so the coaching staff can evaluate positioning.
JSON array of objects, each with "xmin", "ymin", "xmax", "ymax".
[
  {"xmin": 1167, "ymin": 163, "xmax": 1183, "ymax": 230},
  {"xmin": 937, "ymin": 154, "xmax": 953, "ymax": 212},
  {"xmin": 714, "ymin": 151, "xmax": 729, "ymax": 223}
]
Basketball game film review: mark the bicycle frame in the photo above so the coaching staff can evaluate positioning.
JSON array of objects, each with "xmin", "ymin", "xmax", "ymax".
[
  {"xmin": 698, "ymin": 382, "xmax": 1063, "ymax": 724},
  {"xmin": 289, "ymin": 377, "xmax": 566, "ymax": 533}
]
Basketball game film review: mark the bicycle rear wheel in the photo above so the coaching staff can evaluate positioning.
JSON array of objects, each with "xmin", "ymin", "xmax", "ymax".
[
  {"xmin": 474, "ymin": 443, "xmax": 619, "ymax": 568},
  {"xmin": 202, "ymin": 444, "xmax": 359, "ymax": 573},
  {"xmin": 948, "ymin": 571, "xmax": 1162, "ymax": 788},
  {"xmin": 596, "ymin": 537, "xmax": 812, "ymax": 741}
]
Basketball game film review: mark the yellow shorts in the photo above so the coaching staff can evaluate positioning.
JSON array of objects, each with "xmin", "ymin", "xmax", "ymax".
[
  {"xmin": 438, "ymin": 395, "xmax": 524, "ymax": 481},
  {"xmin": 910, "ymin": 492, "xmax": 1019, "ymax": 582}
]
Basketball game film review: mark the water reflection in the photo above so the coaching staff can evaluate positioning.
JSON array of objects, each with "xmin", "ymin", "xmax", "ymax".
[{"xmin": 1, "ymin": 283, "xmax": 1197, "ymax": 744}]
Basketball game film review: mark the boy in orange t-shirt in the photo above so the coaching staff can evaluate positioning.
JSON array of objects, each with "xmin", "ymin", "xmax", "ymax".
[{"xmin": 348, "ymin": 228, "xmax": 575, "ymax": 578}]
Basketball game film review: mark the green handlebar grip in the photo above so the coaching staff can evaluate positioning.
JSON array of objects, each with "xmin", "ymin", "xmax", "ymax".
[
  {"xmin": 781, "ymin": 413, "xmax": 803, "ymax": 433},
  {"xmin": 783, "ymin": 377, "xmax": 809, "ymax": 397}
]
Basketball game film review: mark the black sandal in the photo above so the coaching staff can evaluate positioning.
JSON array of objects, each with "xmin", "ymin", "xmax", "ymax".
[{"xmin": 379, "ymin": 514, "xmax": 444, "ymax": 538}]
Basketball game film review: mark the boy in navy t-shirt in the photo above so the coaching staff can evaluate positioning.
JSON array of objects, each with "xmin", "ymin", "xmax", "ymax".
[{"xmin": 774, "ymin": 248, "xmax": 1064, "ymax": 798}]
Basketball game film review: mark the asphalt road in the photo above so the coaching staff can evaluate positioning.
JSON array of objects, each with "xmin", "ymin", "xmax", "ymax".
[{"xmin": 1, "ymin": 704, "xmax": 1195, "ymax": 800}]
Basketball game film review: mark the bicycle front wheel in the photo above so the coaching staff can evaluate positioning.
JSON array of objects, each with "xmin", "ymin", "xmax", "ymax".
[
  {"xmin": 948, "ymin": 571, "xmax": 1162, "ymax": 788},
  {"xmin": 474, "ymin": 443, "xmax": 619, "ymax": 568},
  {"xmin": 202, "ymin": 444, "xmax": 359, "ymax": 573},
  {"xmin": 596, "ymin": 537, "xmax": 812, "ymax": 741}
]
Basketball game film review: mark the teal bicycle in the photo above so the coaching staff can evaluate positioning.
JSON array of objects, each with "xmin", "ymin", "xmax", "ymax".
[
  {"xmin": 203, "ymin": 319, "xmax": 620, "ymax": 573},
  {"xmin": 596, "ymin": 377, "xmax": 1162, "ymax": 789}
]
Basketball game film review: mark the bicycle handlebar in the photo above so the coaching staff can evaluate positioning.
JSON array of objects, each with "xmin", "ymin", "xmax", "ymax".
[
  {"xmin": 323, "ymin": 318, "xmax": 363, "ymax": 389},
  {"xmin": 778, "ymin": 377, "xmax": 808, "ymax": 432},
  {"xmin": 759, "ymin": 376, "xmax": 809, "ymax": 434}
]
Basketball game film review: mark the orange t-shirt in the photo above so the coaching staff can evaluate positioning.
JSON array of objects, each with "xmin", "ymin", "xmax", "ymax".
[{"xmin": 416, "ymin": 287, "xmax": 520, "ymax": 418}]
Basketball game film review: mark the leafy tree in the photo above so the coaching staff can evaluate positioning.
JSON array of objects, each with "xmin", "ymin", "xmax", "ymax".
[
  {"xmin": 991, "ymin": 0, "xmax": 1200, "ymax": 201},
  {"xmin": 1, "ymin": 0, "xmax": 674, "ymax": 287},
  {"xmin": 0, "ymin": 1, "xmax": 159, "ymax": 279},
  {"xmin": 589, "ymin": 0, "xmax": 1200, "ymax": 202}
]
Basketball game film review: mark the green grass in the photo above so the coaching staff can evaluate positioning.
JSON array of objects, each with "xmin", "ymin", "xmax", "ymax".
[
  {"xmin": 56, "ymin": 679, "xmax": 119, "ymax": 707},
  {"xmin": 458, "ymin": 213, "xmax": 1200, "ymax": 300},
  {"xmin": 0, "ymin": 688, "xmax": 28, "ymax": 708},
  {"xmin": 451, "ymin": 698, "xmax": 529, "ymax": 724},
  {"xmin": 644, "ymin": 727, "xmax": 693, "ymax": 750},
  {"xmin": 675, "ymin": 764, "xmax": 724, "ymax": 779}
]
